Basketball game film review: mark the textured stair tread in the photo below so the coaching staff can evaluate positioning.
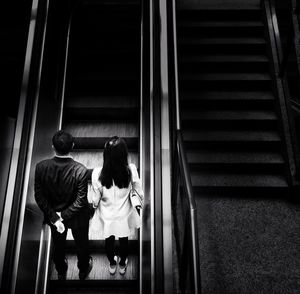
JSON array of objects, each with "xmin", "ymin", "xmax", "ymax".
[
  {"xmin": 177, "ymin": 9, "xmax": 262, "ymax": 21},
  {"xmin": 65, "ymin": 96, "xmax": 138, "ymax": 108},
  {"xmin": 181, "ymin": 110, "xmax": 277, "ymax": 120},
  {"xmin": 181, "ymin": 91, "xmax": 274, "ymax": 101},
  {"xmin": 50, "ymin": 253, "xmax": 138, "ymax": 281},
  {"xmin": 191, "ymin": 172, "xmax": 288, "ymax": 187},
  {"xmin": 181, "ymin": 55, "xmax": 268, "ymax": 63},
  {"xmin": 64, "ymin": 121, "xmax": 138, "ymax": 137},
  {"xmin": 186, "ymin": 150, "xmax": 285, "ymax": 164},
  {"xmin": 179, "ymin": 37, "xmax": 266, "ymax": 45},
  {"xmin": 181, "ymin": 73, "xmax": 271, "ymax": 81},
  {"xmin": 179, "ymin": 20, "xmax": 263, "ymax": 27},
  {"xmin": 70, "ymin": 150, "xmax": 139, "ymax": 169},
  {"xmin": 183, "ymin": 130, "xmax": 281, "ymax": 142}
]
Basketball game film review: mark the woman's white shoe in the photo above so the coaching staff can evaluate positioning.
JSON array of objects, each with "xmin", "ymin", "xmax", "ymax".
[{"xmin": 119, "ymin": 258, "xmax": 128, "ymax": 275}]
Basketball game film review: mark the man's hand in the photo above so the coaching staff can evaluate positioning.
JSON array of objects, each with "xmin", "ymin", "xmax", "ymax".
[{"xmin": 54, "ymin": 220, "xmax": 65, "ymax": 234}]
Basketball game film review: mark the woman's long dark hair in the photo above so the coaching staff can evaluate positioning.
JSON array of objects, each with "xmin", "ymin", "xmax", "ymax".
[{"xmin": 99, "ymin": 136, "xmax": 131, "ymax": 189}]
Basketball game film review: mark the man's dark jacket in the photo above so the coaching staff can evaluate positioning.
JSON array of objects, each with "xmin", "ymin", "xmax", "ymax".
[{"xmin": 34, "ymin": 156, "xmax": 90, "ymax": 228}]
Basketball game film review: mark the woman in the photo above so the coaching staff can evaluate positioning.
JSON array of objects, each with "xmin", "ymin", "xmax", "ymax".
[{"xmin": 91, "ymin": 136, "xmax": 143, "ymax": 275}]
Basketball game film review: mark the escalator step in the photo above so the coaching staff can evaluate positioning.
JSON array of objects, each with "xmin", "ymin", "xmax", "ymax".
[
  {"xmin": 73, "ymin": 137, "xmax": 138, "ymax": 150},
  {"xmin": 49, "ymin": 253, "xmax": 138, "ymax": 281},
  {"xmin": 64, "ymin": 107, "xmax": 139, "ymax": 121},
  {"xmin": 70, "ymin": 150, "xmax": 139, "ymax": 169}
]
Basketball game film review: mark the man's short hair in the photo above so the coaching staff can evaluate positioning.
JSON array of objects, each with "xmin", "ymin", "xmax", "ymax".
[{"xmin": 52, "ymin": 130, "xmax": 74, "ymax": 155}]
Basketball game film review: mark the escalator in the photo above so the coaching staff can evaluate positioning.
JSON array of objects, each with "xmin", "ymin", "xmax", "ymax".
[
  {"xmin": 1, "ymin": 0, "xmax": 172, "ymax": 293},
  {"xmin": 173, "ymin": 3, "xmax": 300, "ymax": 294},
  {"xmin": 48, "ymin": 1, "xmax": 141, "ymax": 293}
]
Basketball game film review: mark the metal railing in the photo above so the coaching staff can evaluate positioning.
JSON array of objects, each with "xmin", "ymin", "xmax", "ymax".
[
  {"xmin": 278, "ymin": 0, "xmax": 300, "ymax": 77},
  {"xmin": 262, "ymin": 0, "xmax": 300, "ymax": 182},
  {"xmin": 170, "ymin": 0, "xmax": 201, "ymax": 293}
]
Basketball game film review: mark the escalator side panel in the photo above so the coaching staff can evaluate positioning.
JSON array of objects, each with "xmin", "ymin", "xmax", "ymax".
[{"xmin": 13, "ymin": 1, "xmax": 72, "ymax": 293}]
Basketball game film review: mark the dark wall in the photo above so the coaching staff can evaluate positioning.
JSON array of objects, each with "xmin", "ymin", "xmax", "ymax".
[{"xmin": 0, "ymin": 1, "xmax": 32, "ymax": 120}]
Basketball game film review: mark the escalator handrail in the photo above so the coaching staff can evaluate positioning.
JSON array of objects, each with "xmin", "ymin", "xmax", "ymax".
[
  {"xmin": 35, "ymin": 3, "xmax": 75, "ymax": 294},
  {"xmin": 171, "ymin": 0, "xmax": 201, "ymax": 292},
  {"xmin": 0, "ymin": 0, "xmax": 50, "ymax": 292}
]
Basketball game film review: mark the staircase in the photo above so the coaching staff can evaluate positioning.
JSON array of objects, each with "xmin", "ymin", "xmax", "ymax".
[
  {"xmin": 49, "ymin": 1, "xmax": 140, "ymax": 293},
  {"xmin": 176, "ymin": 7, "xmax": 300, "ymax": 294},
  {"xmin": 177, "ymin": 8, "xmax": 290, "ymax": 193}
]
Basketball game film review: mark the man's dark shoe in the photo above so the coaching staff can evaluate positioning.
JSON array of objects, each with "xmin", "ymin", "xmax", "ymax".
[
  {"xmin": 79, "ymin": 256, "xmax": 93, "ymax": 280},
  {"xmin": 57, "ymin": 258, "xmax": 68, "ymax": 280}
]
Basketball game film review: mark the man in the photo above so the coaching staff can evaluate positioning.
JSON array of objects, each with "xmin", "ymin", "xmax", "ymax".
[{"xmin": 34, "ymin": 130, "xmax": 93, "ymax": 280}]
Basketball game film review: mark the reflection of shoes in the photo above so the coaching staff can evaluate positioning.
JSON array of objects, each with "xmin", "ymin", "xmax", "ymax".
[
  {"xmin": 57, "ymin": 258, "xmax": 68, "ymax": 280},
  {"xmin": 109, "ymin": 256, "xmax": 118, "ymax": 275},
  {"xmin": 79, "ymin": 256, "xmax": 93, "ymax": 280},
  {"xmin": 119, "ymin": 258, "xmax": 128, "ymax": 275}
]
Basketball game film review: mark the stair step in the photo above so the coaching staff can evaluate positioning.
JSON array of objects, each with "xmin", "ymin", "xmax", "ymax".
[
  {"xmin": 180, "ymin": 91, "xmax": 274, "ymax": 101},
  {"xmin": 180, "ymin": 96, "xmax": 275, "ymax": 109},
  {"xmin": 180, "ymin": 80, "xmax": 271, "ymax": 91},
  {"xmin": 179, "ymin": 37, "xmax": 266, "ymax": 45},
  {"xmin": 190, "ymin": 172, "xmax": 288, "ymax": 188},
  {"xmin": 180, "ymin": 73, "xmax": 271, "ymax": 81},
  {"xmin": 181, "ymin": 110, "xmax": 277, "ymax": 121},
  {"xmin": 187, "ymin": 150, "xmax": 285, "ymax": 167},
  {"xmin": 178, "ymin": 20, "xmax": 263, "ymax": 28},
  {"xmin": 177, "ymin": 9, "xmax": 262, "ymax": 21},
  {"xmin": 179, "ymin": 62, "xmax": 269, "ymax": 73},
  {"xmin": 180, "ymin": 55, "xmax": 268, "ymax": 63},
  {"xmin": 183, "ymin": 130, "xmax": 281, "ymax": 143},
  {"xmin": 187, "ymin": 150, "xmax": 284, "ymax": 164},
  {"xmin": 178, "ymin": 21, "xmax": 264, "ymax": 38}
]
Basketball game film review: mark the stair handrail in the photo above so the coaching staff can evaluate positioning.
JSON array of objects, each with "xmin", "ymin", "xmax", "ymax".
[
  {"xmin": 278, "ymin": 0, "xmax": 300, "ymax": 77},
  {"xmin": 262, "ymin": 0, "xmax": 300, "ymax": 182},
  {"xmin": 171, "ymin": 0, "xmax": 201, "ymax": 293}
]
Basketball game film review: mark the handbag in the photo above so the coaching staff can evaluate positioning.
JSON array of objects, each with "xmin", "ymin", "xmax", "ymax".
[{"xmin": 129, "ymin": 181, "xmax": 143, "ymax": 213}]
